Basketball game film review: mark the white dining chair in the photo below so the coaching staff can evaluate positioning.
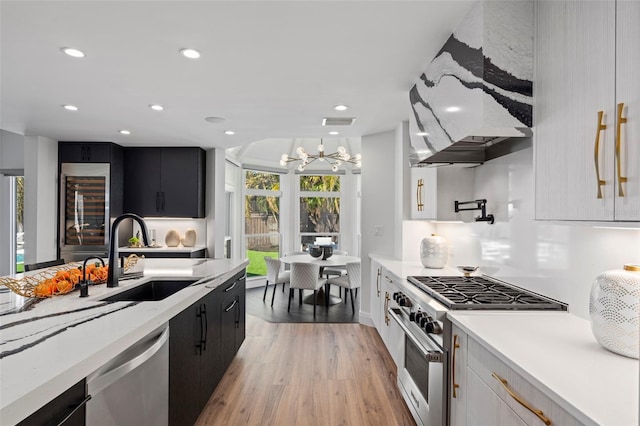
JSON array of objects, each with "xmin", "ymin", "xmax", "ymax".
[
  {"xmin": 289, "ymin": 262, "xmax": 327, "ymax": 316},
  {"xmin": 323, "ymin": 250, "xmax": 349, "ymax": 296},
  {"xmin": 326, "ymin": 261, "xmax": 361, "ymax": 314},
  {"xmin": 264, "ymin": 257, "xmax": 290, "ymax": 307}
]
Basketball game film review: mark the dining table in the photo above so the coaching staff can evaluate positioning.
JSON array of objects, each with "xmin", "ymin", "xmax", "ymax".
[{"xmin": 280, "ymin": 254, "xmax": 360, "ymax": 306}]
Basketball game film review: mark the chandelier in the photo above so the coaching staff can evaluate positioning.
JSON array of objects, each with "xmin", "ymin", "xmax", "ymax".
[{"xmin": 280, "ymin": 139, "xmax": 362, "ymax": 172}]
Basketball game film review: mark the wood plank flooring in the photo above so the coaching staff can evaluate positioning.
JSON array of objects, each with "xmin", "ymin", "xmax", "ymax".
[{"xmin": 195, "ymin": 314, "xmax": 416, "ymax": 426}]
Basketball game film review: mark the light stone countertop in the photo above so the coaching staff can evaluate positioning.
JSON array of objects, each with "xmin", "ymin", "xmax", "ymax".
[{"xmin": 0, "ymin": 257, "xmax": 248, "ymax": 425}]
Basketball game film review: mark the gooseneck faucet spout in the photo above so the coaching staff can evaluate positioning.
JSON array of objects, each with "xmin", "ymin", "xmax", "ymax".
[
  {"xmin": 107, "ymin": 213, "xmax": 149, "ymax": 287},
  {"xmin": 79, "ymin": 257, "xmax": 105, "ymax": 297}
]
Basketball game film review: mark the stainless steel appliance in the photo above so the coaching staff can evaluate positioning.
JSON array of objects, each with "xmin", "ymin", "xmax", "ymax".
[
  {"xmin": 86, "ymin": 325, "xmax": 169, "ymax": 425},
  {"xmin": 389, "ymin": 274, "xmax": 567, "ymax": 426},
  {"xmin": 59, "ymin": 163, "xmax": 127, "ymax": 262}
]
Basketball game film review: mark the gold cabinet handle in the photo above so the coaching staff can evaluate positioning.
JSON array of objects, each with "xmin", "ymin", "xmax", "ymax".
[
  {"xmin": 384, "ymin": 292, "xmax": 390, "ymax": 325},
  {"xmin": 492, "ymin": 372, "xmax": 551, "ymax": 426},
  {"xmin": 417, "ymin": 178, "xmax": 424, "ymax": 211},
  {"xmin": 452, "ymin": 334, "xmax": 460, "ymax": 398},
  {"xmin": 376, "ymin": 268, "xmax": 381, "ymax": 297},
  {"xmin": 593, "ymin": 110, "xmax": 607, "ymax": 199},
  {"xmin": 616, "ymin": 102, "xmax": 628, "ymax": 197}
]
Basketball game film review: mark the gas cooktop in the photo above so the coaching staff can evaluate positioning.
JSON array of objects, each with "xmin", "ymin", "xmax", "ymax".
[{"xmin": 407, "ymin": 275, "xmax": 567, "ymax": 311}]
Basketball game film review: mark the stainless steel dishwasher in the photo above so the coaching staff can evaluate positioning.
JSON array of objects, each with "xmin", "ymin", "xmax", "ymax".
[{"xmin": 86, "ymin": 324, "xmax": 169, "ymax": 426}]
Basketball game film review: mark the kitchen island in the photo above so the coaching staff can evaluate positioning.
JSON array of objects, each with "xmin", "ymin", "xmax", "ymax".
[{"xmin": 0, "ymin": 257, "xmax": 248, "ymax": 425}]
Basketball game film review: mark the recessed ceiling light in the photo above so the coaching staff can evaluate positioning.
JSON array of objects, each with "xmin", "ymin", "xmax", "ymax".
[
  {"xmin": 62, "ymin": 105, "xmax": 78, "ymax": 111},
  {"xmin": 180, "ymin": 48, "xmax": 201, "ymax": 59},
  {"xmin": 416, "ymin": 132, "xmax": 429, "ymax": 136},
  {"xmin": 334, "ymin": 105, "xmax": 349, "ymax": 111},
  {"xmin": 205, "ymin": 117, "xmax": 225, "ymax": 124},
  {"xmin": 149, "ymin": 104, "xmax": 164, "ymax": 111},
  {"xmin": 329, "ymin": 131, "xmax": 339, "ymax": 135},
  {"xmin": 61, "ymin": 47, "xmax": 85, "ymax": 58},
  {"xmin": 445, "ymin": 106, "xmax": 461, "ymax": 113},
  {"xmin": 224, "ymin": 130, "xmax": 235, "ymax": 135},
  {"xmin": 119, "ymin": 130, "xmax": 131, "ymax": 135}
]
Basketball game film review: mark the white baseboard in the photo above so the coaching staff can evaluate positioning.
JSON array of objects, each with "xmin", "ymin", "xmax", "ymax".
[{"xmin": 358, "ymin": 312, "xmax": 374, "ymax": 327}]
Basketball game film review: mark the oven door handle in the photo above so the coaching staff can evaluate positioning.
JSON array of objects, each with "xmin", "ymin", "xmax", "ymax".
[{"xmin": 388, "ymin": 307, "xmax": 443, "ymax": 363}]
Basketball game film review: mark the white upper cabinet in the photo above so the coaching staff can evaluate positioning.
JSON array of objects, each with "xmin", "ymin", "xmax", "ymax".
[
  {"xmin": 535, "ymin": 0, "xmax": 639, "ymax": 221},
  {"xmin": 410, "ymin": 167, "xmax": 437, "ymax": 220},
  {"xmin": 615, "ymin": 1, "xmax": 640, "ymax": 220}
]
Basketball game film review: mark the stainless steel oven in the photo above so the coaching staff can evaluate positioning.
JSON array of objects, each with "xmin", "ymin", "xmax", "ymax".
[{"xmin": 389, "ymin": 306, "xmax": 446, "ymax": 426}]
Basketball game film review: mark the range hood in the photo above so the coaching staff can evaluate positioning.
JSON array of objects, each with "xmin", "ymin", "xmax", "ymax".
[{"xmin": 408, "ymin": 0, "xmax": 533, "ymax": 167}]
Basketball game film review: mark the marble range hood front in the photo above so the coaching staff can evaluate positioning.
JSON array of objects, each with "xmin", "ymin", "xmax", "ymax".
[{"xmin": 409, "ymin": 0, "xmax": 533, "ymax": 167}]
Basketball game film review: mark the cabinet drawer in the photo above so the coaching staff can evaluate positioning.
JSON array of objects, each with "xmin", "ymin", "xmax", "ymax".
[
  {"xmin": 466, "ymin": 367, "xmax": 526, "ymax": 426},
  {"xmin": 467, "ymin": 338, "xmax": 583, "ymax": 426}
]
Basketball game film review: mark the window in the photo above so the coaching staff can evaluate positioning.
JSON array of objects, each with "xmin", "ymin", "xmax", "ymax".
[
  {"xmin": 15, "ymin": 177, "xmax": 23, "ymax": 273},
  {"xmin": 244, "ymin": 170, "xmax": 281, "ymax": 276},
  {"xmin": 298, "ymin": 175, "xmax": 340, "ymax": 251}
]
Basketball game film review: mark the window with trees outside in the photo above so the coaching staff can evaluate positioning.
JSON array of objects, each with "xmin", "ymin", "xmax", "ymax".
[
  {"xmin": 244, "ymin": 170, "xmax": 281, "ymax": 277},
  {"xmin": 299, "ymin": 175, "xmax": 340, "ymax": 251}
]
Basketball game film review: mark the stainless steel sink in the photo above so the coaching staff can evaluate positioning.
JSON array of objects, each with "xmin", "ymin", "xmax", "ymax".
[{"xmin": 101, "ymin": 280, "xmax": 195, "ymax": 302}]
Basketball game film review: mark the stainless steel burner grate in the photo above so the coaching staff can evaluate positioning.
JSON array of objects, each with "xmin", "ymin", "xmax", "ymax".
[{"xmin": 407, "ymin": 275, "xmax": 567, "ymax": 311}]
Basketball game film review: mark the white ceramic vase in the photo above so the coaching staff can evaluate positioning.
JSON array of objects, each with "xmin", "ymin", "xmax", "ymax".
[
  {"xmin": 165, "ymin": 229, "xmax": 180, "ymax": 247},
  {"xmin": 589, "ymin": 264, "xmax": 640, "ymax": 359},
  {"xmin": 420, "ymin": 234, "xmax": 448, "ymax": 269},
  {"xmin": 182, "ymin": 228, "xmax": 196, "ymax": 247}
]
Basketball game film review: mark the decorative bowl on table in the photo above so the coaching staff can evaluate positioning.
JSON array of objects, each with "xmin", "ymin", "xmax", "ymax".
[
  {"xmin": 320, "ymin": 246, "xmax": 333, "ymax": 260},
  {"xmin": 309, "ymin": 246, "xmax": 323, "ymax": 258}
]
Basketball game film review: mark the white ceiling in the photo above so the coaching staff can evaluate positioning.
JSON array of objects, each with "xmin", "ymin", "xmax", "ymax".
[{"xmin": 0, "ymin": 0, "xmax": 472, "ymax": 154}]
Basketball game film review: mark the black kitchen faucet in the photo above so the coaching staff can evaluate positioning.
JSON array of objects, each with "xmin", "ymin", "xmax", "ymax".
[{"xmin": 107, "ymin": 213, "xmax": 150, "ymax": 287}]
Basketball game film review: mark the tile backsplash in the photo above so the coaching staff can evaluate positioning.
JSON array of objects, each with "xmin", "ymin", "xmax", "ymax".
[{"xmin": 403, "ymin": 147, "xmax": 640, "ymax": 320}]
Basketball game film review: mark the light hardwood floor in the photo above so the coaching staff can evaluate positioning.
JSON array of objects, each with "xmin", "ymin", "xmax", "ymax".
[{"xmin": 195, "ymin": 314, "xmax": 416, "ymax": 426}]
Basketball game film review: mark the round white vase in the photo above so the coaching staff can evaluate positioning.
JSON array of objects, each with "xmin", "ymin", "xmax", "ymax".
[
  {"xmin": 589, "ymin": 264, "xmax": 640, "ymax": 359},
  {"xmin": 420, "ymin": 234, "xmax": 448, "ymax": 269},
  {"xmin": 165, "ymin": 229, "xmax": 180, "ymax": 247}
]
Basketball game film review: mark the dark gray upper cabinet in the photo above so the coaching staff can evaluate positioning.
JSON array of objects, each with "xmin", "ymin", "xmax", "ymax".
[
  {"xmin": 124, "ymin": 147, "xmax": 206, "ymax": 218},
  {"xmin": 59, "ymin": 142, "xmax": 113, "ymax": 163}
]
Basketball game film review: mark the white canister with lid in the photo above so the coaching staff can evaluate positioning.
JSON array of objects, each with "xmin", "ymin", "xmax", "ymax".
[
  {"xmin": 589, "ymin": 264, "xmax": 640, "ymax": 359},
  {"xmin": 420, "ymin": 234, "xmax": 448, "ymax": 269}
]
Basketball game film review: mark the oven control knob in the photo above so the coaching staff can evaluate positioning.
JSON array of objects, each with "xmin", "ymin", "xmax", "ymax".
[
  {"xmin": 425, "ymin": 321, "xmax": 443, "ymax": 335},
  {"xmin": 393, "ymin": 292, "xmax": 402, "ymax": 302},
  {"xmin": 430, "ymin": 322, "xmax": 443, "ymax": 334},
  {"xmin": 424, "ymin": 321, "xmax": 434, "ymax": 333},
  {"xmin": 414, "ymin": 312, "xmax": 424, "ymax": 323},
  {"xmin": 409, "ymin": 311, "xmax": 417, "ymax": 321},
  {"xmin": 419, "ymin": 317, "xmax": 430, "ymax": 328},
  {"xmin": 400, "ymin": 298, "xmax": 412, "ymax": 307}
]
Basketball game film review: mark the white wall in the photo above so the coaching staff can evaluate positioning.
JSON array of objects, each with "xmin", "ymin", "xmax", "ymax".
[
  {"xmin": 206, "ymin": 148, "xmax": 226, "ymax": 259},
  {"xmin": 225, "ymin": 160, "xmax": 243, "ymax": 260},
  {"xmin": 361, "ymin": 128, "xmax": 400, "ymax": 325},
  {"xmin": 0, "ymin": 130, "xmax": 25, "ymax": 173},
  {"xmin": 405, "ymin": 147, "xmax": 640, "ymax": 320},
  {"xmin": 23, "ymin": 136, "xmax": 58, "ymax": 264}
]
